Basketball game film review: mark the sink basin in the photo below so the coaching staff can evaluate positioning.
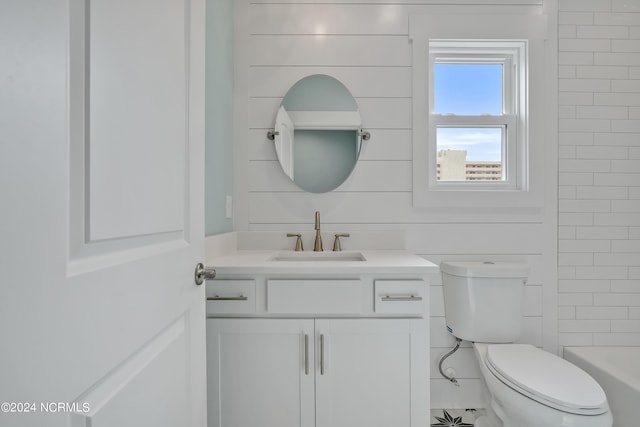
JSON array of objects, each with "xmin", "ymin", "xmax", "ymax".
[{"xmin": 269, "ymin": 251, "xmax": 366, "ymax": 262}]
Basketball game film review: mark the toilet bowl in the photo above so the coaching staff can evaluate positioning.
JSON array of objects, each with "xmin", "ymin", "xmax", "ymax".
[
  {"xmin": 440, "ymin": 261, "xmax": 612, "ymax": 427},
  {"xmin": 473, "ymin": 342, "xmax": 612, "ymax": 427}
]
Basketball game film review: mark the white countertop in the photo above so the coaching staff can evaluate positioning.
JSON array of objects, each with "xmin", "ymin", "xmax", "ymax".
[{"xmin": 209, "ymin": 250, "xmax": 439, "ymax": 275}]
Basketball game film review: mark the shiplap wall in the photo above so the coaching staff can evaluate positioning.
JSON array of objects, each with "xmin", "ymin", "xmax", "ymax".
[
  {"xmin": 233, "ymin": 0, "xmax": 557, "ymax": 408},
  {"xmin": 558, "ymin": 0, "xmax": 640, "ymax": 348}
]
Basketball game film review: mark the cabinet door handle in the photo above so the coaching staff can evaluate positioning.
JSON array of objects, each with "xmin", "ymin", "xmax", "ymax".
[
  {"xmin": 304, "ymin": 334, "xmax": 309, "ymax": 375},
  {"xmin": 206, "ymin": 295, "xmax": 248, "ymax": 301},
  {"xmin": 320, "ymin": 334, "xmax": 325, "ymax": 375},
  {"xmin": 381, "ymin": 295, "xmax": 423, "ymax": 301}
]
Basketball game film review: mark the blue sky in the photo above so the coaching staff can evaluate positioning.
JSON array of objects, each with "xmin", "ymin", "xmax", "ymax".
[{"xmin": 434, "ymin": 63, "xmax": 503, "ymax": 161}]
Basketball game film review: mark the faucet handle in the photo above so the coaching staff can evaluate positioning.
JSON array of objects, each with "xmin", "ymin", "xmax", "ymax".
[
  {"xmin": 286, "ymin": 233, "xmax": 304, "ymax": 251},
  {"xmin": 332, "ymin": 233, "xmax": 350, "ymax": 252}
]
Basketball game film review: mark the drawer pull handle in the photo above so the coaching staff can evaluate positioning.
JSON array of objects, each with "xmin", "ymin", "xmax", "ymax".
[
  {"xmin": 207, "ymin": 295, "xmax": 248, "ymax": 301},
  {"xmin": 381, "ymin": 295, "xmax": 423, "ymax": 302}
]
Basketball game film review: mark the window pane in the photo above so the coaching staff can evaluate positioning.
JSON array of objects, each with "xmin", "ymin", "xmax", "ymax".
[
  {"xmin": 436, "ymin": 127, "xmax": 504, "ymax": 181},
  {"xmin": 434, "ymin": 64, "xmax": 503, "ymax": 115}
]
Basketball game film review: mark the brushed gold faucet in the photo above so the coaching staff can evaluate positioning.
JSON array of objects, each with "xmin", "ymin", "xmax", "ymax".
[{"xmin": 313, "ymin": 211, "xmax": 323, "ymax": 251}]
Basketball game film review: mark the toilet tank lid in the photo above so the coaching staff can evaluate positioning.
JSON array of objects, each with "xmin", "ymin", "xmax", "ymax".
[{"xmin": 440, "ymin": 261, "xmax": 529, "ymax": 278}]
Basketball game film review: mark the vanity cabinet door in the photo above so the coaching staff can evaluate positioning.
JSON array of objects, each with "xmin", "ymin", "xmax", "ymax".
[
  {"xmin": 207, "ymin": 318, "xmax": 315, "ymax": 427},
  {"xmin": 314, "ymin": 319, "xmax": 427, "ymax": 427}
]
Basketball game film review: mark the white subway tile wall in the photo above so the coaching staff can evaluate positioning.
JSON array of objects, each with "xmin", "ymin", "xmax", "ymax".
[{"xmin": 558, "ymin": 0, "xmax": 640, "ymax": 347}]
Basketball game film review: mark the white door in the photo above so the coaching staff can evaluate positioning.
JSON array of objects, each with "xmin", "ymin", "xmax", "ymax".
[
  {"xmin": 207, "ymin": 319, "xmax": 315, "ymax": 427},
  {"xmin": 0, "ymin": 1, "xmax": 206, "ymax": 426},
  {"xmin": 274, "ymin": 106, "xmax": 295, "ymax": 180}
]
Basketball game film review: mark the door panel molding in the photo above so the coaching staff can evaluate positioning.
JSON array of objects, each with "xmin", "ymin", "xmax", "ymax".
[
  {"xmin": 68, "ymin": 0, "xmax": 192, "ymax": 273},
  {"xmin": 69, "ymin": 316, "xmax": 189, "ymax": 427}
]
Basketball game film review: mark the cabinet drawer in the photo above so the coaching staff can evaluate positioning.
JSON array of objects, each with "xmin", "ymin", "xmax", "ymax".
[
  {"xmin": 267, "ymin": 279, "xmax": 364, "ymax": 314},
  {"xmin": 206, "ymin": 280, "xmax": 256, "ymax": 315},
  {"xmin": 374, "ymin": 280, "xmax": 426, "ymax": 316}
]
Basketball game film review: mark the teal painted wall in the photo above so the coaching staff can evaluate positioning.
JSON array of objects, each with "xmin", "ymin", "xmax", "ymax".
[
  {"xmin": 293, "ymin": 130, "xmax": 358, "ymax": 193},
  {"xmin": 205, "ymin": 0, "xmax": 233, "ymax": 235},
  {"xmin": 282, "ymin": 74, "xmax": 358, "ymax": 112}
]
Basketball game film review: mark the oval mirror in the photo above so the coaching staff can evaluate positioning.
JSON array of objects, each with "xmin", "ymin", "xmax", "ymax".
[{"xmin": 272, "ymin": 74, "xmax": 366, "ymax": 193}]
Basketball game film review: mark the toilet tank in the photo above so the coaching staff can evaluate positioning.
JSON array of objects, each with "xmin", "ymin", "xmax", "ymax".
[{"xmin": 440, "ymin": 261, "xmax": 530, "ymax": 343}]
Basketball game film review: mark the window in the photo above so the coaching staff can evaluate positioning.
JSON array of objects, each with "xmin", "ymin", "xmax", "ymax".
[
  {"xmin": 430, "ymin": 41, "xmax": 526, "ymax": 189},
  {"xmin": 409, "ymin": 13, "xmax": 549, "ymax": 207}
]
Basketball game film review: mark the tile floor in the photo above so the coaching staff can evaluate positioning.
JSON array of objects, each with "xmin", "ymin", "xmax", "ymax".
[{"xmin": 430, "ymin": 409, "xmax": 484, "ymax": 427}]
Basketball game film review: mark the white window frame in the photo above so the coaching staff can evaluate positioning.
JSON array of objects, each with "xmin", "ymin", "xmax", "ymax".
[
  {"xmin": 410, "ymin": 13, "xmax": 548, "ymax": 207},
  {"xmin": 430, "ymin": 42, "xmax": 522, "ymax": 189}
]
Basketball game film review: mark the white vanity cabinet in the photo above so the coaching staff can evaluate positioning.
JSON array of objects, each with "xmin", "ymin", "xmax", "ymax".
[
  {"xmin": 207, "ymin": 318, "xmax": 315, "ymax": 427},
  {"xmin": 314, "ymin": 318, "xmax": 426, "ymax": 427},
  {"xmin": 205, "ymin": 250, "xmax": 437, "ymax": 427},
  {"xmin": 207, "ymin": 317, "xmax": 427, "ymax": 427}
]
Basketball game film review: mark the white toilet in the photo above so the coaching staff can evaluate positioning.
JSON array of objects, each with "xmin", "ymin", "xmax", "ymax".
[{"xmin": 440, "ymin": 261, "xmax": 613, "ymax": 427}]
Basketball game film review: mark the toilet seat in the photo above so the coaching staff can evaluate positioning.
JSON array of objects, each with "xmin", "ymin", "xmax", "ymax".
[{"xmin": 485, "ymin": 344, "xmax": 609, "ymax": 416}]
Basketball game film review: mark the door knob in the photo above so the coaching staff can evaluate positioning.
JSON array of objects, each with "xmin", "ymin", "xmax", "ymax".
[{"xmin": 194, "ymin": 262, "xmax": 216, "ymax": 285}]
